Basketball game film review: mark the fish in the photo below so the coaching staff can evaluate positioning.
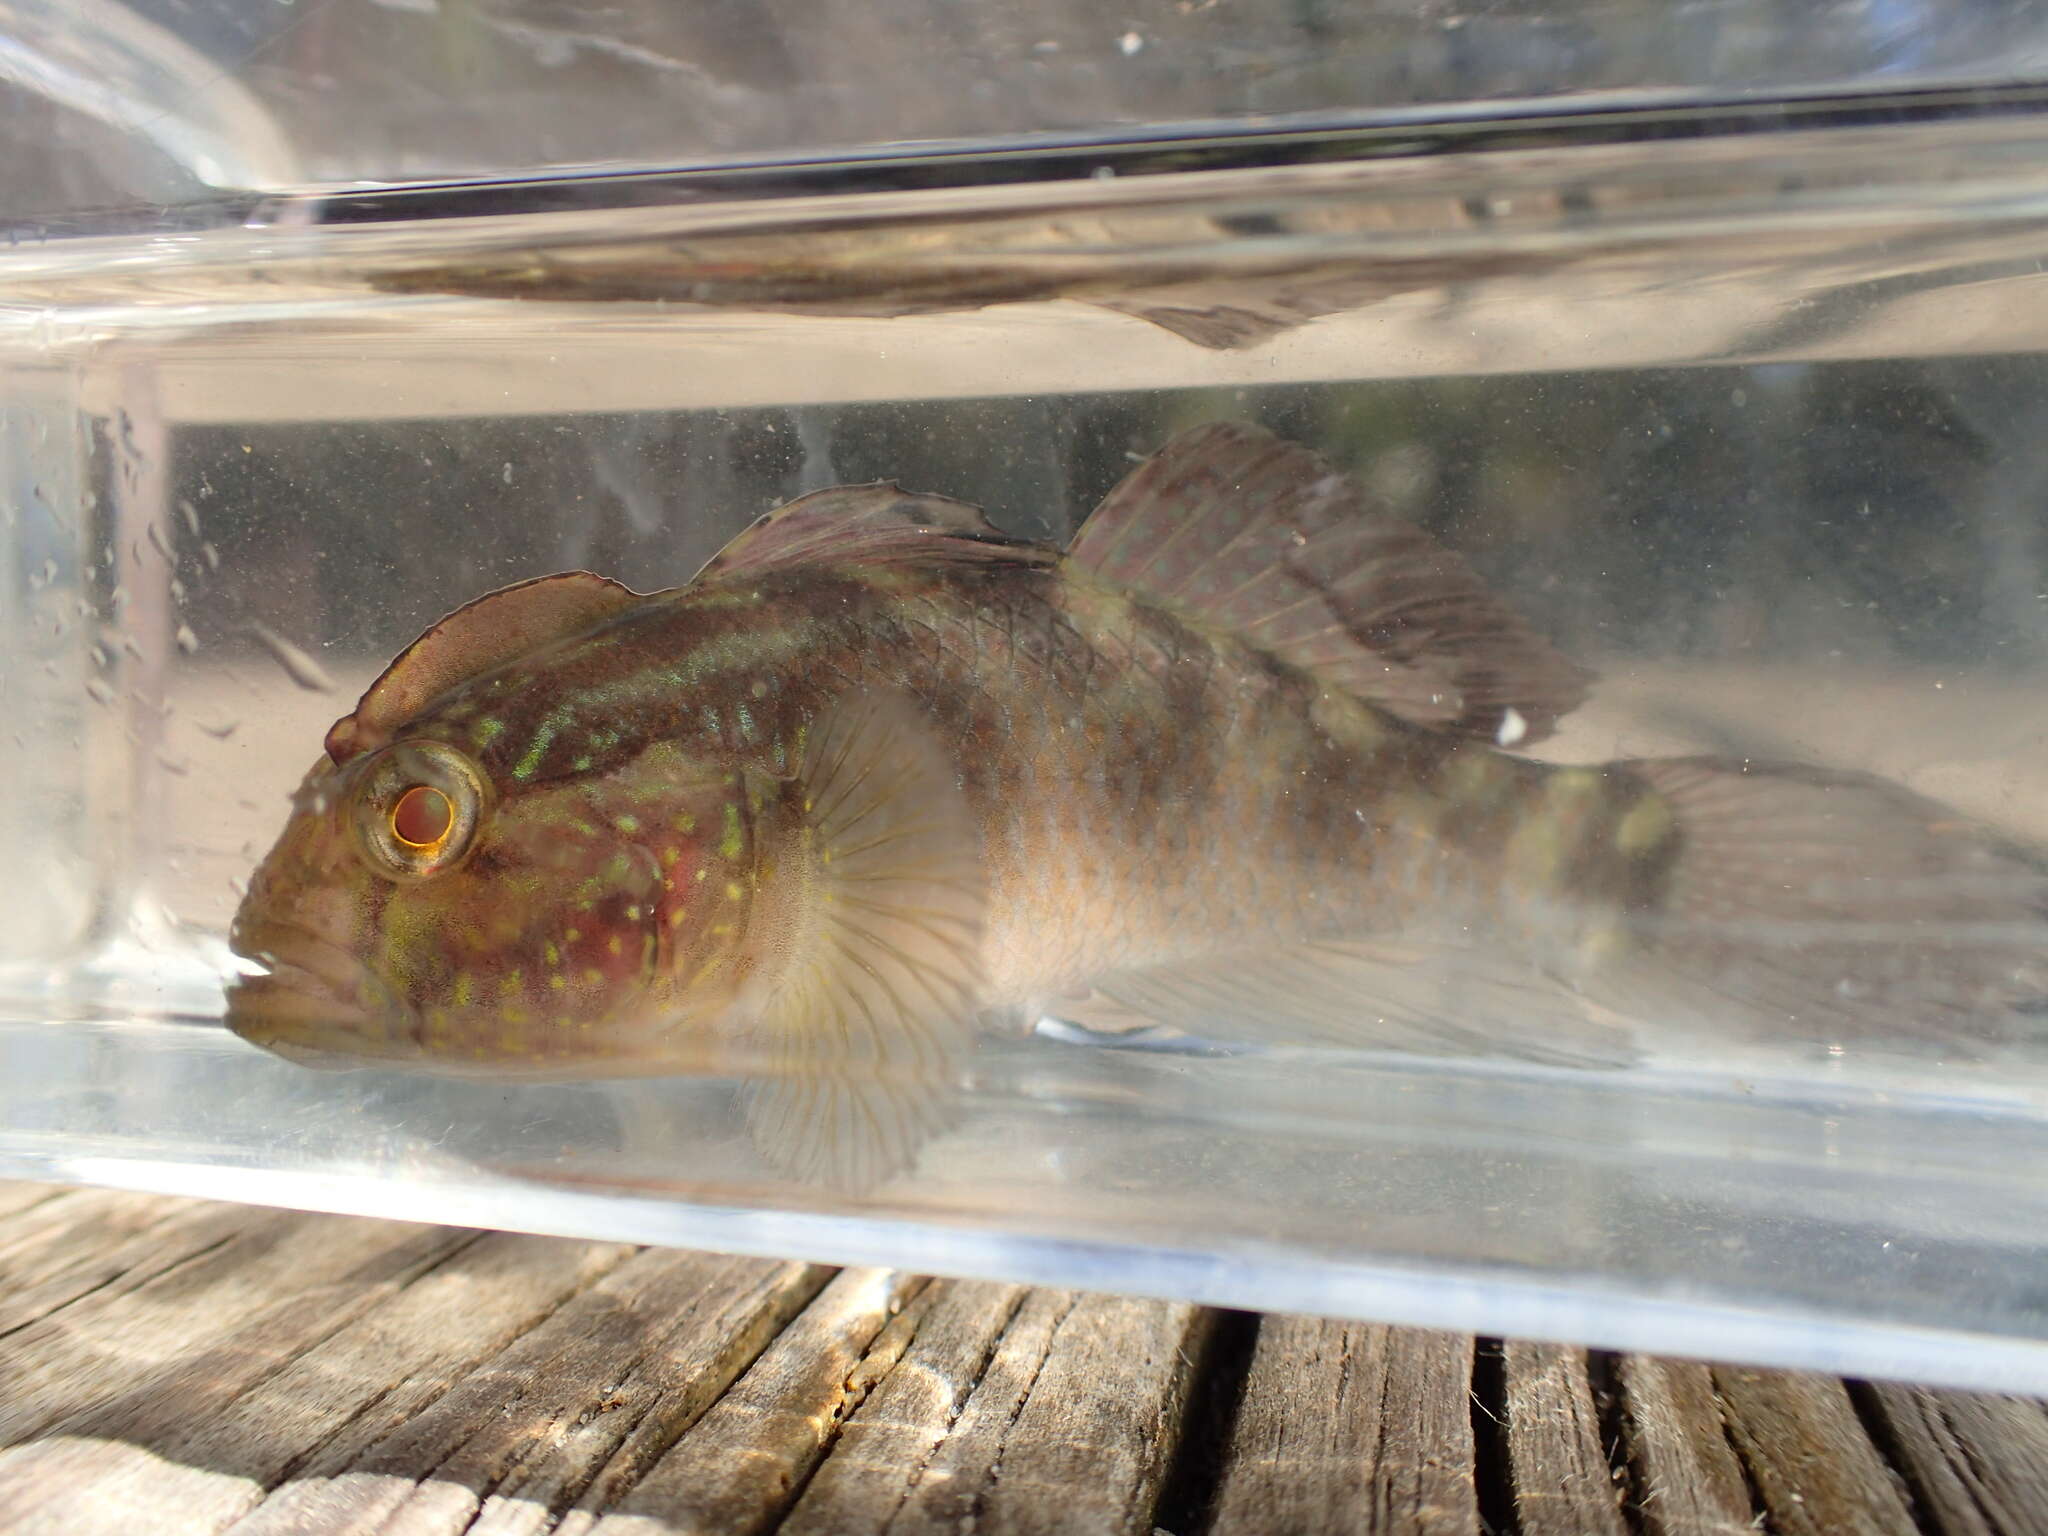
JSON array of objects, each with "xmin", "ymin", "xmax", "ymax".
[{"xmin": 226, "ymin": 421, "xmax": 2048, "ymax": 1185}]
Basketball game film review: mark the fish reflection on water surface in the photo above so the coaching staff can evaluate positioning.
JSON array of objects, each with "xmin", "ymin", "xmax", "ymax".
[{"xmin": 225, "ymin": 423, "xmax": 2048, "ymax": 1185}]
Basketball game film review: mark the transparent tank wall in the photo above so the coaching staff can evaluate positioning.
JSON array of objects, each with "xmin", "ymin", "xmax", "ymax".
[{"xmin": 11, "ymin": 95, "xmax": 2048, "ymax": 1391}]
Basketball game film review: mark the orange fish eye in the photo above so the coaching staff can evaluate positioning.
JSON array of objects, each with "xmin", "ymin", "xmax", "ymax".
[{"xmin": 391, "ymin": 785, "xmax": 454, "ymax": 849}]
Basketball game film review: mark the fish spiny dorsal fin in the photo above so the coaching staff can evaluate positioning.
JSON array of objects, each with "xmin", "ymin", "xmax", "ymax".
[
  {"xmin": 692, "ymin": 483, "xmax": 1054, "ymax": 585},
  {"xmin": 738, "ymin": 689, "xmax": 985, "ymax": 1188},
  {"xmin": 1068, "ymin": 422, "xmax": 1591, "ymax": 745},
  {"xmin": 325, "ymin": 571, "xmax": 644, "ymax": 764}
]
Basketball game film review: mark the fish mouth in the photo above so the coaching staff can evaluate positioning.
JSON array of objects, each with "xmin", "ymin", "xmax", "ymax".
[{"xmin": 225, "ymin": 923, "xmax": 419, "ymax": 1064}]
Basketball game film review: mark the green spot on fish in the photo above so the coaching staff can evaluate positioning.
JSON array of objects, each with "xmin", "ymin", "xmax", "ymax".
[
  {"xmin": 615, "ymin": 814, "xmax": 641, "ymax": 834},
  {"xmin": 473, "ymin": 717, "xmax": 505, "ymax": 746},
  {"xmin": 1617, "ymin": 793, "xmax": 1676, "ymax": 857},
  {"xmin": 719, "ymin": 803, "xmax": 744, "ymax": 860},
  {"xmin": 513, "ymin": 721, "xmax": 558, "ymax": 780}
]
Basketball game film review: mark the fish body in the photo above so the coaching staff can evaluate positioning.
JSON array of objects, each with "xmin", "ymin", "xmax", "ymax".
[{"xmin": 228, "ymin": 423, "xmax": 2048, "ymax": 1182}]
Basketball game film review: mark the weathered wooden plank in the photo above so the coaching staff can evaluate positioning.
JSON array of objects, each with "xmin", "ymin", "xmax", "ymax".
[
  {"xmin": 1616, "ymin": 1355, "xmax": 1754, "ymax": 1536},
  {"xmin": 0, "ymin": 1187, "xmax": 198, "ymax": 1292},
  {"xmin": 231, "ymin": 1246, "xmax": 829, "ymax": 1536},
  {"xmin": 1859, "ymin": 1381, "xmax": 2048, "ymax": 1536},
  {"xmin": 1208, "ymin": 1316, "xmax": 1478, "ymax": 1536},
  {"xmin": 0, "ymin": 1181, "xmax": 70, "ymax": 1223},
  {"xmin": 0, "ymin": 1230, "xmax": 632, "ymax": 1536},
  {"xmin": 579, "ymin": 1267, "xmax": 925, "ymax": 1536},
  {"xmin": 0, "ymin": 1206, "xmax": 459, "ymax": 1448},
  {"xmin": 775, "ymin": 1279, "xmax": 1032, "ymax": 1533},
  {"xmin": 1503, "ymin": 1341, "xmax": 1628, "ymax": 1536},
  {"xmin": 0, "ymin": 1193, "xmax": 274, "ymax": 1339},
  {"xmin": 1712, "ymin": 1366, "xmax": 1919, "ymax": 1536},
  {"xmin": 834, "ymin": 1289, "xmax": 1211, "ymax": 1536}
]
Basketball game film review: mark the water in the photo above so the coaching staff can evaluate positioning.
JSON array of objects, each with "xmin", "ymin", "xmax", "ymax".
[{"xmin": 9, "ymin": 91, "xmax": 2048, "ymax": 1390}]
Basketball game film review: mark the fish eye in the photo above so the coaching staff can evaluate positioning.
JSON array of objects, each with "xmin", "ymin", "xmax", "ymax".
[
  {"xmin": 351, "ymin": 740, "xmax": 489, "ymax": 880},
  {"xmin": 391, "ymin": 785, "xmax": 453, "ymax": 849}
]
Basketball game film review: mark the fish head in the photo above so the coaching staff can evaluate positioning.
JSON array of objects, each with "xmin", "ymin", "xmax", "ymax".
[{"xmin": 227, "ymin": 730, "xmax": 767, "ymax": 1078}]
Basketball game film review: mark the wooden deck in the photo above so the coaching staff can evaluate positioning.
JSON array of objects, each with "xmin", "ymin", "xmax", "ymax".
[{"xmin": 2, "ymin": 1181, "xmax": 2045, "ymax": 1535}]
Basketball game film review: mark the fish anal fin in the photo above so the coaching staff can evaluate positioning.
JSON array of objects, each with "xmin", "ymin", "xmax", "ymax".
[
  {"xmin": 325, "ymin": 571, "xmax": 644, "ymax": 764},
  {"xmin": 1080, "ymin": 937, "xmax": 1637, "ymax": 1070},
  {"xmin": 738, "ymin": 690, "xmax": 986, "ymax": 1187},
  {"xmin": 1068, "ymin": 422, "xmax": 1590, "ymax": 745},
  {"xmin": 694, "ymin": 483, "xmax": 1054, "ymax": 586}
]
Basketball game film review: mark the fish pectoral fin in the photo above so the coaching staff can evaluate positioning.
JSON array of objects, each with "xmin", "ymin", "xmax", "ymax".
[
  {"xmin": 1080, "ymin": 936, "xmax": 1639, "ymax": 1070},
  {"xmin": 738, "ymin": 690, "xmax": 987, "ymax": 1189},
  {"xmin": 1066, "ymin": 422, "xmax": 1590, "ymax": 747}
]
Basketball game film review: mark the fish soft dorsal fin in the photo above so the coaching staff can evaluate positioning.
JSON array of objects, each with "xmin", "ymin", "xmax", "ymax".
[
  {"xmin": 737, "ymin": 689, "xmax": 985, "ymax": 1188},
  {"xmin": 325, "ymin": 571, "xmax": 644, "ymax": 764},
  {"xmin": 692, "ymin": 483, "xmax": 1054, "ymax": 585},
  {"xmin": 1068, "ymin": 422, "xmax": 1590, "ymax": 745}
]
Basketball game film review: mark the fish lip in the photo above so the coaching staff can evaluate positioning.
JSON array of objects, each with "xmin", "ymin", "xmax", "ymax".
[{"xmin": 225, "ymin": 921, "xmax": 419, "ymax": 1053}]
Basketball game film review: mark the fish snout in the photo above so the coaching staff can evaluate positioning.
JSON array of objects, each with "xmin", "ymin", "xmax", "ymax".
[{"xmin": 225, "ymin": 922, "xmax": 418, "ymax": 1060}]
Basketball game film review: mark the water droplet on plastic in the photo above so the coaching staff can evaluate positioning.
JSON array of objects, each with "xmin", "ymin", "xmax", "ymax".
[
  {"xmin": 177, "ymin": 498, "xmax": 201, "ymax": 536},
  {"xmin": 246, "ymin": 620, "xmax": 338, "ymax": 693},
  {"xmin": 175, "ymin": 623, "xmax": 200, "ymax": 654},
  {"xmin": 85, "ymin": 678, "xmax": 115, "ymax": 706},
  {"xmin": 502, "ymin": 462, "xmax": 514, "ymax": 485},
  {"xmin": 170, "ymin": 576, "xmax": 187, "ymax": 604},
  {"xmin": 199, "ymin": 719, "xmax": 240, "ymax": 740},
  {"xmin": 201, "ymin": 542, "xmax": 221, "ymax": 571},
  {"xmin": 28, "ymin": 558, "xmax": 55, "ymax": 589},
  {"xmin": 155, "ymin": 750, "xmax": 191, "ymax": 777}
]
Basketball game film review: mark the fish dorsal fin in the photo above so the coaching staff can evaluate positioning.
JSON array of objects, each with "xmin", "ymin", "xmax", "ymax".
[
  {"xmin": 325, "ymin": 571, "xmax": 644, "ymax": 764},
  {"xmin": 738, "ymin": 689, "xmax": 985, "ymax": 1188},
  {"xmin": 693, "ymin": 483, "xmax": 1053, "ymax": 585},
  {"xmin": 1069, "ymin": 422, "xmax": 1590, "ymax": 745}
]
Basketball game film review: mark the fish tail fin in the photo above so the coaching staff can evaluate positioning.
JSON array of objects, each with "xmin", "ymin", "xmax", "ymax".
[{"xmin": 1595, "ymin": 756, "xmax": 2048, "ymax": 1051}]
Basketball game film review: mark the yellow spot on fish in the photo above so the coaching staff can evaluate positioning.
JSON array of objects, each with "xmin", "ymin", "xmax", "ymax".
[
  {"xmin": 694, "ymin": 868, "xmax": 707, "ymax": 883},
  {"xmin": 625, "ymin": 905, "xmax": 642, "ymax": 920},
  {"xmin": 544, "ymin": 942, "xmax": 560, "ymax": 967},
  {"xmin": 725, "ymin": 881, "xmax": 743, "ymax": 902},
  {"xmin": 607, "ymin": 934, "xmax": 622, "ymax": 956},
  {"xmin": 660, "ymin": 846, "xmax": 679, "ymax": 867},
  {"xmin": 1616, "ymin": 794, "xmax": 1675, "ymax": 857},
  {"xmin": 584, "ymin": 967, "xmax": 605, "ymax": 985},
  {"xmin": 550, "ymin": 974, "xmax": 566, "ymax": 991},
  {"xmin": 669, "ymin": 908, "xmax": 689, "ymax": 927},
  {"xmin": 719, "ymin": 803, "xmax": 744, "ymax": 860},
  {"xmin": 453, "ymin": 974, "xmax": 475, "ymax": 1007},
  {"xmin": 615, "ymin": 814, "xmax": 640, "ymax": 834},
  {"xmin": 499, "ymin": 971, "xmax": 522, "ymax": 996},
  {"xmin": 501, "ymin": 1006, "xmax": 530, "ymax": 1025},
  {"xmin": 671, "ymin": 812, "xmax": 697, "ymax": 833},
  {"xmin": 565, "ymin": 928, "xmax": 582, "ymax": 943}
]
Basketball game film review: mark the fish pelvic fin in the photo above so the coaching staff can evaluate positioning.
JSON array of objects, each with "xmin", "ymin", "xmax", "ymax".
[
  {"xmin": 326, "ymin": 571, "xmax": 644, "ymax": 764},
  {"xmin": 1594, "ymin": 756, "xmax": 2048, "ymax": 1051},
  {"xmin": 738, "ymin": 689, "xmax": 986, "ymax": 1188},
  {"xmin": 692, "ymin": 483, "xmax": 1055, "ymax": 585},
  {"xmin": 1067, "ymin": 421, "xmax": 1590, "ymax": 746}
]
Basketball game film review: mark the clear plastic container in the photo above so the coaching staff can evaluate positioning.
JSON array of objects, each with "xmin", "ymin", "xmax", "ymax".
[{"xmin": 9, "ymin": 6, "xmax": 2048, "ymax": 1393}]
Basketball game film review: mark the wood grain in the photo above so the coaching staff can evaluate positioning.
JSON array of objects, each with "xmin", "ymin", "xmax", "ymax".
[
  {"xmin": 1503, "ymin": 1341, "xmax": 1628, "ymax": 1536},
  {"xmin": 1711, "ymin": 1366, "xmax": 1919, "ymax": 1536},
  {"xmin": 1616, "ymin": 1354, "xmax": 1756, "ymax": 1536},
  {"xmin": 1859, "ymin": 1381, "xmax": 2048, "ymax": 1536},
  {"xmin": 1207, "ymin": 1316, "xmax": 1478, "ymax": 1536}
]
